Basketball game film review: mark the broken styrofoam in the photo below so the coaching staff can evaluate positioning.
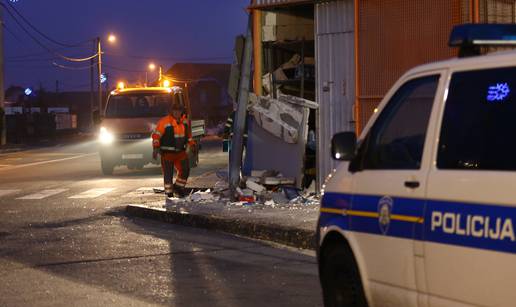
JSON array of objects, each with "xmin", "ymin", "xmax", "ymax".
[
  {"xmin": 250, "ymin": 95, "xmax": 304, "ymax": 144},
  {"xmin": 190, "ymin": 189, "xmax": 218, "ymax": 202},
  {"xmin": 264, "ymin": 200, "xmax": 276, "ymax": 207},
  {"xmin": 246, "ymin": 180, "xmax": 266, "ymax": 193},
  {"xmin": 263, "ymin": 177, "xmax": 295, "ymax": 185}
]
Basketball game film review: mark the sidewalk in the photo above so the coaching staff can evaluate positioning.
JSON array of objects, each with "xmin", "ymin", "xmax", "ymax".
[{"xmin": 126, "ymin": 181, "xmax": 320, "ymax": 250}]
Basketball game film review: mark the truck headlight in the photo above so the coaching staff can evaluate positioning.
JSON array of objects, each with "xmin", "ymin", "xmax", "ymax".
[{"xmin": 99, "ymin": 127, "xmax": 114, "ymax": 145}]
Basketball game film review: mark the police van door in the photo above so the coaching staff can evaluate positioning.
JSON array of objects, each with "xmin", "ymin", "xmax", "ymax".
[
  {"xmin": 425, "ymin": 67, "xmax": 516, "ymax": 307},
  {"xmin": 348, "ymin": 72, "xmax": 443, "ymax": 306}
]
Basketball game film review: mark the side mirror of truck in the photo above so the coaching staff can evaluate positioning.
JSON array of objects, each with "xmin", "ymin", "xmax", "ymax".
[{"xmin": 331, "ymin": 132, "xmax": 357, "ymax": 161}]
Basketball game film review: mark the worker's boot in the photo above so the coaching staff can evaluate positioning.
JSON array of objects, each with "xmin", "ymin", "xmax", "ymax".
[
  {"xmin": 165, "ymin": 184, "xmax": 174, "ymax": 198},
  {"xmin": 173, "ymin": 184, "xmax": 187, "ymax": 198}
]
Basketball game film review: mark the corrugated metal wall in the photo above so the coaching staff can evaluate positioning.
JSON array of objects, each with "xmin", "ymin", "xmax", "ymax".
[
  {"xmin": 316, "ymin": 0, "xmax": 355, "ymax": 189},
  {"xmin": 357, "ymin": 0, "xmax": 465, "ymax": 131},
  {"xmin": 251, "ymin": 0, "xmax": 312, "ymax": 8},
  {"xmin": 480, "ymin": 0, "xmax": 516, "ymax": 22}
]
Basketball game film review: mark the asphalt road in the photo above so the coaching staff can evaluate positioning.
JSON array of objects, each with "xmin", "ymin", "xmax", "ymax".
[{"xmin": 0, "ymin": 139, "xmax": 322, "ymax": 307}]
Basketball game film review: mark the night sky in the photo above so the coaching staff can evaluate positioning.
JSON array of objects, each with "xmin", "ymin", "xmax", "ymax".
[{"xmin": 3, "ymin": 0, "xmax": 250, "ymax": 93}]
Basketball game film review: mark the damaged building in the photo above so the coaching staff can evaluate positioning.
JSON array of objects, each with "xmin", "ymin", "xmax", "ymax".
[{"xmin": 235, "ymin": 0, "xmax": 516, "ymax": 193}]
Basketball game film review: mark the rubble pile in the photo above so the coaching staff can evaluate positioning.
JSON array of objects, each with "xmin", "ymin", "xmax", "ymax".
[{"xmin": 163, "ymin": 169, "xmax": 319, "ymax": 210}]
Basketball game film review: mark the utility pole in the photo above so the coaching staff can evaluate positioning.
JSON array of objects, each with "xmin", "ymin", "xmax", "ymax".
[
  {"xmin": 229, "ymin": 16, "xmax": 253, "ymax": 200},
  {"xmin": 90, "ymin": 41, "xmax": 95, "ymax": 130},
  {"xmin": 96, "ymin": 37, "xmax": 102, "ymax": 115},
  {"xmin": 0, "ymin": 5, "xmax": 5, "ymax": 146}
]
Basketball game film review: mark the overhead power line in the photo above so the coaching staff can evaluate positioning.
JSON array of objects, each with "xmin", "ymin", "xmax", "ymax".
[
  {"xmin": 6, "ymin": 45, "xmax": 91, "ymax": 60},
  {"xmin": 52, "ymin": 61, "xmax": 97, "ymax": 71},
  {"xmin": 4, "ymin": 0, "xmax": 91, "ymax": 48},
  {"xmin": 1, "ymin": 2, "xmax": 98, "ymax": 62}
]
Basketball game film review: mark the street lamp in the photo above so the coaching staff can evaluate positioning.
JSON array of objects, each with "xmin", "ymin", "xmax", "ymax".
[
  {"xmin": 107, "ymin": 34, "xmax": 117, "ymax": 44},
  {"xmin": 146, "ymin": 62, "xmax": 157, "ymax": 86}
]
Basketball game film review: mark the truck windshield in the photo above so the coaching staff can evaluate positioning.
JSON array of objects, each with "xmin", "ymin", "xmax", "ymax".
[{"xmin": 105, "ymin": 93, "xmax": 174, "ymax": 118}]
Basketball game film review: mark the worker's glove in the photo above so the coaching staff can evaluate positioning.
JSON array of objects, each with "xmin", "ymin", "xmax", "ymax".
[{"xmin": 152, "ymin": 148, "xmax": 159, "ymax": 160}]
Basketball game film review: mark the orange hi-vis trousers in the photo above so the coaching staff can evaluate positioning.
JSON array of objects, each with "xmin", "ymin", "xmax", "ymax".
[{"xmin": 160, "ymin": 151, "xmax": 190, "ymax": 194}]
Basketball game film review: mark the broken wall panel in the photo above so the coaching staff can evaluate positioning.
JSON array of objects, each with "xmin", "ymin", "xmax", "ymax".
[
  {"xmin": 251, "ymin": 95, "xmax": 305, "ymax": 144},
  {"xmin": 243, "ymin": 99, "xmax": 310, "ymax": 189},
  {"xmin": 315, "ymin": 0, "xmax": 355, "ymax": 191}
]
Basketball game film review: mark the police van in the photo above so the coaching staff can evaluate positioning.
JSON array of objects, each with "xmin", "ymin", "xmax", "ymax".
[{"xmin": 317, "ymin": 24, "xmax": 516, "ymax": 307}]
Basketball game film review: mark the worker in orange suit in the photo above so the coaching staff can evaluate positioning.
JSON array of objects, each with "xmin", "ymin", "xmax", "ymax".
[{"xmin": 151, "ymin": 100, "xmax": 195, "ymax": 198}]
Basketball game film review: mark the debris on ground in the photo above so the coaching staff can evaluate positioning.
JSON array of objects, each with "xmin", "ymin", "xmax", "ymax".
[
  {"xmin": 190, "ymin": 189, "xmax": 217, "ymax": 202},
  {"xmin": 246, "ymin": 180, "xmax": 266, "ymax": 193},
  {"xmin": 161, "ymin": 168, "xmax": 320, "ymax": 213}
]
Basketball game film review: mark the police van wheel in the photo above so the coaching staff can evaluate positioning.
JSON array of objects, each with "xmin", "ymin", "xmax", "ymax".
[
  {"xmin": 101, "ymin": 160, "xmax": 114, "ymax": 175},
  {"xmin": 321, "ymin": 244, "xmax": 367, "ymax": 307}
]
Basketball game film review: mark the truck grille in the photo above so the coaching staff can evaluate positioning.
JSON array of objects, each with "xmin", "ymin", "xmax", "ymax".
[{"xmin": 119, "ymin": 133, "xmax": 149, "ymax": 140}]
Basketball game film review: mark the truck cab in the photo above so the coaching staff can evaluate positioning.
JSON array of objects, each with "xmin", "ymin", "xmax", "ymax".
[
  {"xmin": 317, "ymin": 24, "xmax": 516, "ymax": 307},
  {"xmin": 98, "ymin": 85, "xmax": 204, "ymax": 175}
]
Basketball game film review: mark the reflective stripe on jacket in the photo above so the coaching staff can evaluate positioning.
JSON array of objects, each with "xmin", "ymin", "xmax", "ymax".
[{"xmin": 152, "ymin": 115, "xmax": 194, "ymax": 152}]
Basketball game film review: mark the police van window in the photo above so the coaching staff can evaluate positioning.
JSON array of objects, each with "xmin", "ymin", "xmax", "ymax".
[
  {"xmin": 438, "ymin": 67, "xmax": 516, "ymax": 170},
  {"xmin": 105, "ymin": 93, "xmax": 172, "ymax": 118},
  {"xmin": 352, "ymin": 75, "xmax": 439, "ymax": 170}
]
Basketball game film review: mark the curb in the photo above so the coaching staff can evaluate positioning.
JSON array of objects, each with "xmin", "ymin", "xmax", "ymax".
[{"xmin": 126, "ymin": 204, "xmax": 316, "ymax": 250}]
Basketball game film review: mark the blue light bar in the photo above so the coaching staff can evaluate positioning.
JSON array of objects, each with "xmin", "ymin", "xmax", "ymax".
[{"xmin": 449, "ymin": 24, "xmax": 516, "ymax": 47}]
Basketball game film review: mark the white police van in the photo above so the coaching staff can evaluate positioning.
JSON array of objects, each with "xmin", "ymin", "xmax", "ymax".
[{"xmin": 317, "ymin": 24, "xmax": 516, "ymax": 307}]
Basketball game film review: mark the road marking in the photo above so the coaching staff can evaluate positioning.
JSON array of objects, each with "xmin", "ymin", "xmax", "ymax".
[
  {"xmin": 0, "ymin": 189, "xmax": 20, "ymax": 198},
  {"xmin": 17, "ymin": 189, "xmax": 68, "ymax": 200},
  {"xmin": 0, "ymin": 153, "xmax": 96, "ymax": 172},
  {"xmin": 123, "ymin": 187, "xmax": 162, "ymax": 198},
  {"xmin": 69, "ymin": 188, "xmax": 115, "ymax": 199}
]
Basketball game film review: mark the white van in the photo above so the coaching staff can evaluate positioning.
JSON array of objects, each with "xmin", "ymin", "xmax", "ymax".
[
  {"xmin": 98, "ymin": 86, "xmax": 204, "ymax": 175},
  {"xmin": 317, "ymin": 25, "xmax": 516, "ymax": 307}
]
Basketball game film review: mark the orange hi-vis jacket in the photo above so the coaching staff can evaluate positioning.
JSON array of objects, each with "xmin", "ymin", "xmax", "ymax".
[{"xmin": 152, "ymin": 115, "xmax": 194, "ymax": 152}]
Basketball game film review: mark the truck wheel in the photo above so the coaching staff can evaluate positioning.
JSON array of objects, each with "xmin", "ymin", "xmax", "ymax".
[
  {"xmin": 101, "ymin": 159, "xmax": 114, "ymax": 175},
  {"xmin": 320, "ymin": 244, "xmax": 368, "ymax": 307}
]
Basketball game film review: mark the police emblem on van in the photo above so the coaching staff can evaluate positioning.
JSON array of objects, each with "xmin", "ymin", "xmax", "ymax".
[{"xmin": 378, "ymin": 196, "xmax": 393, "ymax": 235}]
